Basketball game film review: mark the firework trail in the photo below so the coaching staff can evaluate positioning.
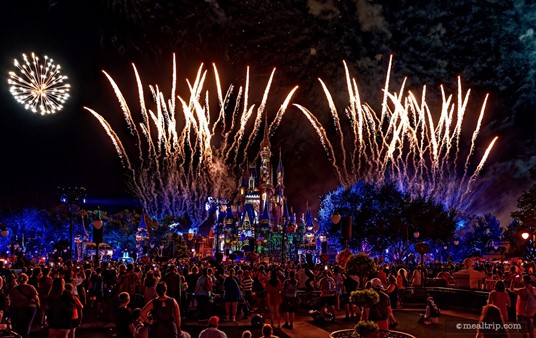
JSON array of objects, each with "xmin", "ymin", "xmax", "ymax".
[
  {"xmin": 7, "ymin": 52, "xmax": 70, "ymax": 115},
  {"xmin": 300, "ymin": 56, "xmax": 498, "ymax": 212},
  {"xmin": 85, "ymin": 54, "xmax": 298, "ymax": 222}
]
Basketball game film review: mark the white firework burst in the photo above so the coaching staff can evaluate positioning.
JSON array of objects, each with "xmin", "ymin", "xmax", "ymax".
[{"xmin": 7, "ymin": 52, "xmax": 70, "ymax": 115}]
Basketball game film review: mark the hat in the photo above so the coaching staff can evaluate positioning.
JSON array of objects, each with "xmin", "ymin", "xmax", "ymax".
[
  {"xmin": 370, "ymin": 278, "xmax": 383, "ymax": 289},
  {"xmin": 208, "ymin": 316, "xmax": 219, "ymax": 327}
]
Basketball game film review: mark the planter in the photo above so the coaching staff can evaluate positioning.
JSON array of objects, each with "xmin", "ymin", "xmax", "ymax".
[{"xmin": 329, "ymin": 329, "xmax": 417, "ymax": 338}]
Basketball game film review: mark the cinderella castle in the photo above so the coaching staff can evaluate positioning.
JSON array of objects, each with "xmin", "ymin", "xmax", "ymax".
[{"xmin": 205, "ymin": 121, "xmax": 317, "ymax": 261}]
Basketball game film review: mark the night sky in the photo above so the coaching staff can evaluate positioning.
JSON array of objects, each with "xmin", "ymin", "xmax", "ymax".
[{"xmin": 1, "ymin": 0, "xmax": 535, "ymax": 225}]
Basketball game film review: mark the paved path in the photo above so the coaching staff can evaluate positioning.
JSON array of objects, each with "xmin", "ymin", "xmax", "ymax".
[{"xmin": 25, "ymin": 307, "xmax": 503, "ymax": 338}]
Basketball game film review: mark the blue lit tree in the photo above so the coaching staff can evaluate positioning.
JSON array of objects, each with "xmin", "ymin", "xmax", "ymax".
[
  {"xmin": 453, "ymin": 214, "xmax": 503, "ymax": 260},
  {"xmin": 318, "ymin": 181, "xmax": 457, "ymax": 262},
  {"xmin": 1, "ymin": 208, "xmax": 58, "ymax": 259}
]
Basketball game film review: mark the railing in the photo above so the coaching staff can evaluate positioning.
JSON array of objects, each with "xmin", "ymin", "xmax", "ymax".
[{"xmin": 330, "ymin": 329, "xmax": 416, "ymax": 338}]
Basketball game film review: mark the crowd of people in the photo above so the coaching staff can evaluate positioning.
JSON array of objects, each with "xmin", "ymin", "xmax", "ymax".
[{"xmin": 0, "ymin": 255, "xmax": 535, "ymax": 338}]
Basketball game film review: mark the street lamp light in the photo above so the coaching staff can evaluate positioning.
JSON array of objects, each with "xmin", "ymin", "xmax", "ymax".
[
  {"xmin": 331, "ymin": 211, "xmax": 341, "ymax": 225},
  {"xmin": 522, "ymin": 232, "xmax": 530, "ymax": 240},
  {"xmin": 0, "ymin": 225, "xmax": 9, "ymax": 238},
  {"xmin": 58, "ymin": 186, "xmax": 86, "ymax": 261},
  {"xmin": 319, "ymin": 232, "xmax": 328, "ymax": 254}
]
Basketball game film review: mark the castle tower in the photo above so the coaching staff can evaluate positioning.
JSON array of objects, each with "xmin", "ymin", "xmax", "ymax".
[{"xmin": 258, "ymin": 113, "xmax": 274, "ymax": 218}]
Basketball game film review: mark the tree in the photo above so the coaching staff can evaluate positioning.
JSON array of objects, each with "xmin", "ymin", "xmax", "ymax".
[
  {"xmin": 345, "ymin": 253, "xmax": 377, "ymax": 281},
  {"xmin": 511, "ymin": 184, "xmax": 536, "ymax": 227},
  {"xmin": 454, "ymin": 214, "xmax": 503, "ymax": 259},
  {"xmin": 2, "ymin": 208, "xmax": 55, "ymax": 257},
  {"xmin": 319, "ymin": 181, "xmax": 457, "ymax": 259}
]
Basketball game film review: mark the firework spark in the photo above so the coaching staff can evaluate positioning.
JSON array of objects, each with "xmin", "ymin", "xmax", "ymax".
[
  {"xmin": 7, "ymin": 52, "xmax": 70, "ymax": 115},
  {"xmin": 301, "ymin": 56, "xmax": 498, "ymax": 212},
  {"xmin": 85, "ymin": 54, "xmax": 297, "ymax": 222}
]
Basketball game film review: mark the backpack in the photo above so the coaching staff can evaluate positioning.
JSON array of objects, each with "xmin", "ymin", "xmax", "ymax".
[
  {"xmin": 525, "ymin": 287, "xmax": 536, "ymax": 316},
  {"xmin": 203, "ymin": 276, "xmax": 213, "ymax": 292}
]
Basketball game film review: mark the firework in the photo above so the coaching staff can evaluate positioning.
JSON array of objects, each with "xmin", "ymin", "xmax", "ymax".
[
  {"xmin": 7, "ymin": 52, "xmax": 70, "ymax": 115},
  {"xmin": 85, "ymin": 55, "xmax": 297, "ymax": 222},
  {"xmin": 300, "ymin": 56, "xmax": 498, "ymax": 212}
]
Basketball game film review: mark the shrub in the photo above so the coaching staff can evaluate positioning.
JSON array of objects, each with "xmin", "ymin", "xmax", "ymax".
[
  {"xmin": 345, "ymin": 253, "xmax": 377, "ymax": 278},
  {"xmin": 350, "ymin": 289, "xmax": 380, "ymax": 307}
]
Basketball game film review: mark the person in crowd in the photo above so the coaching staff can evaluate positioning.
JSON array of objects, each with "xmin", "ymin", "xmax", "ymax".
[
  {"xmin": 47, "ymin": 278, "xmax": 75, "ymax": 338},
  {"xmin": 304, "ymin": 268, "xmax": 316, "ymax": 292},
  {"xmin": 476, "ymin": 304, "xmax": 509, "ymax": 338},
  {"xmin": 88, "ymin": 267, "xmax": 104, "ymax": 317},
  {"xmin": 222, "ymin": 268, "xmax": 242, "ymax": 322},
  {"xmin": 72, "ymin": 267, "xmax": 86, "ymax": 305},
  {"xmin": 384, "ymin": 275, "xmax": 399, "ymax": 328},
  {"xmin": 253, "ymin": 266, "xmax": 268, "ymax": 312},
  {"xmin": 396, "ymin": 268, "xmax": 408, "ymax": 307},
  {"xmin": 341, "ymin": 270, "xmax": 359, "ymax": 321},
  {"xmin": 281, "ymin": 270, "xmax": 298, "ymax": 329},
  {"xmin": 436, "ymin": 267, "xmax": 453, "ymax": 285},
  {"xmin": 488, "ymin": 280, "xmax": 510, "ymax": 322},
  {"xmin": 37, "ymin": 267, "xmax": 53, "ymax": 327},
  {"xmin": 163, "ymin": 265, "xmax": 183, "ymax": 306},
  {"xmin": 260, "ymin": 323, "xmax": 279, "ymax": 338},
  {"xmin": 418, "ymin": 296, "xmax": 440, "ymax": 325},
  {"xmin": 64, "ymin": 283, "xmax": 83, "ymax": 338},
  {"xmin": 115, "ymin": 292, "xmax": 135, "ymax": 338},
  {"xmin": 195, "ymin": 268, "xmax": 212, "ymax": 322},
  {"xmin": 140, "ymin": 282, "xmax": 182, "ymax": 338},
  {"xmin": 332, "ymin": 266, "xmax": 343, "ymax": 311},
  {"xmin": 363, "ymin": 278, "xmax": 392, "ymax": 331},
  {"xmin": 9, "ymin": 273, "xmax": 40, "ymax": 338},
  {"xmin": 265, "ymin": 269, "xmax": 283, "ymax": 328},
  {"xmin": 143, "ymin": 270, "xmax": 158, "ymax": 304},
  {"xmin": 296, "ymin": 264, "xmax": 308, "ymax": 291},
  {"xmin": 509, "ymin": 274, "xmax": 536, "ymax": 338},
  {"xmin": 240, "ymin": 269, "xmax": 254, "ymax": 319},
  {"xmin": 376, "ymin": 265, "xmax": 388, "ymax": 291},
  {"xmin": 186, "ymin": 266, "xmax": 200, "ymax": 316},
  {"xmin": 119, "ymin": 264, "xmax": 139, "ymax": 297},
  {"xmin": 411, "ymin": 265, "xmax": 423, "ymax": 287},
  {"xmin": 318, "ymin": 269, "xmax": 337, "ymax": 320},
  {"xmin": 28, "ymin": 267, "xmax": 42, "ymax": 288},
  {"xmin": 131, "ymin": 307, "xmax": 147, "ymax": 338},
  {"xmin": 198, "ymin": 316, "xmax": 227, "ymax": 338},
  {"xmin": 242, "ymin": 330, "xmax": 252, "ymax": 338},
  {"xmin": 0, "ymin": 277, "xmax": 9, "ymax": 331}
]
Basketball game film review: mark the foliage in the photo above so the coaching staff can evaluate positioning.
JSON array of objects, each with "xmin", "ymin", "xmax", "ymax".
[
  {"xmin": 354, "ymin": 320, "xmax": 380, "ymax": 337},
  {"xmin": 345, "ymin": 253, "xmax": 377, "ymax": 278},
  {"xmin": 164, "ymin": 233, "xmax": 190, "ymax": 259},
  {"xmin": 319, "ymin": 181, "xmax": 457, "ymax": 259},
  {"xmin": 503, "ymin": 219, "xmax": 526, "ymax": 257},
  {"xmin": 511, "ymin": 184, "xmax": 536, "ymax": 228},
  {"xmin": 350, "ymin": 289, "xmax": 380, "ymax": 307},
  {"xmin": 453, "ymin": 214, "xmax": 503, "ymax": 259},
  {"xmin": 506, "ymin": 185, "xmax": 536, "ymax": 258},
  {"xmin": 0, "ymin": 206, "xmax": 191, "ymax": 261},
  {"xmin": 104, "ymin": 209, "xmax": 138, "ymax": 253},
  {"xmin": 2, "ymin": 208, "xmax": 57, "ymax": 257}
]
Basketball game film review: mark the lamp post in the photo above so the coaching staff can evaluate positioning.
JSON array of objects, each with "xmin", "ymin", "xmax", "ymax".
[
  {"xmin": 58, "ymin": 186, "xmax": 86, "ymax": 261},
  {"xmin": 521, "ymin": 230, "xmax": 535, "ymax": 259},
  {"xmin": 415, "ymin": 242, "xmax": 430, "ymax": 288}
]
